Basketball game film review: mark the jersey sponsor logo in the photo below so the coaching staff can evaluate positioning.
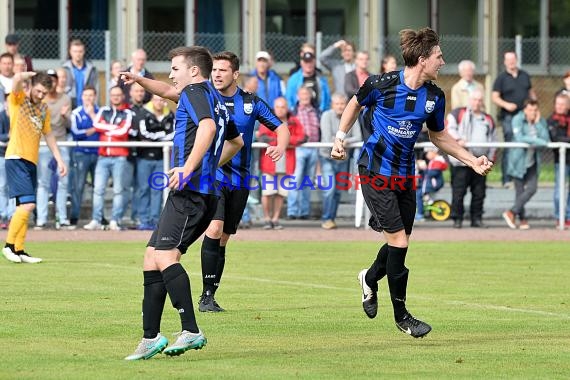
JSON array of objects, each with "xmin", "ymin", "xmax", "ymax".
[
  {"xmin": 243, "ymin": 102, "xmax": 253, "ymax": 115},
  {"xmin": 425, "ymin": 100, "xmax": 435, "ymax": 113},
  {"xmin": 387, "ymin": 120, "xmax": 415, "ymax": 138},
  {"xmin": 406, "ymin": 95, "xmax": 416, "ymax": 101}
]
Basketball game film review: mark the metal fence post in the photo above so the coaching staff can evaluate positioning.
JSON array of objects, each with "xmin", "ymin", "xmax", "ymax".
[
  {"xmin": 59, "ymin": 0, "xmax": 69, "ymax": 62},
  {"xmin": 515, "ymin": 34, "xmax": 522, "ymax": 66},
  {"xmin": 315, "ymin": 31, "xmax": 322, "ymax": 70},
  {"xmin": 105, "ymin": 30, "xmax": 111, "ymax": 106},
  {"xmin": 558, "ymin": 145, "xmax": 566, "ymax": 230}
]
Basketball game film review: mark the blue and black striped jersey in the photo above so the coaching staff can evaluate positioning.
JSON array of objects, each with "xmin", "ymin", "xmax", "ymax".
[
  {"xmin": 356, "ymin": 70, "xmax": 445, "ymax": 177},
  {"xmin": 216, "ymin": 87, "xmax": 282, "ymax": 186},
  {"xmin": 172, "ymin": 81, "xmax": 238, "ymax": 195}
]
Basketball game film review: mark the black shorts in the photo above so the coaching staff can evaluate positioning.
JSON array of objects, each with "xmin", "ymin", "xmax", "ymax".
[
  {"xmin": 147, "ymin": 190, "xmax": 219, "ymax": 254},
  {"xmin": 212, "ymin": 186, "xmax": 249, "ymax": 235},
  {"xmin": 358, "ymin": 166, "xmax": 416, "ymax": 235}
]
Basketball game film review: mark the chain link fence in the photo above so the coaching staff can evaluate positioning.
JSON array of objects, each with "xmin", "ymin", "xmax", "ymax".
[
  {"xmin": 14, "ymin": 29, "xmax": 570, "ymax": 75},
  {"xmin": 265, "ymin": 33, "xmax": 307, "ymax": 63},
  {"xmin": 140, "ymin": 32, "xmax": 242, "ymax": 61},
  {"xmin": 15, "ymin": 29, "xmax": 113, "ymax": 61}
]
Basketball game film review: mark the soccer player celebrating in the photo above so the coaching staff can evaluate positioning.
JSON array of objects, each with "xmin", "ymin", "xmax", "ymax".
[
  {"xmin": 198, "ymin": 51, "xmax": 290, "ymax": 312},
  {"xmin": 331, "ymin": 28, "xmax": 493, "ymax": 338},
  {"xmin": 120, "ymin": 46, "xmax": 243, "ymax": 360},
  {"xmin": 2, "ymin": 71, "xmax": 68, "ymax": 264}
]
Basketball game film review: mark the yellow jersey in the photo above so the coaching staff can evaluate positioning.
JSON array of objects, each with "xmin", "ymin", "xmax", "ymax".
[{"xmin": 5, "ymin": 90, "xmax": 51, "ymax": 164}]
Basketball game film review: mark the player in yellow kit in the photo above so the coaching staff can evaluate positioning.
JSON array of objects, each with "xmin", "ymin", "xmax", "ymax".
[{"xmin": 2, "ymin": 71, "xmax": 68, "ymax": 263}]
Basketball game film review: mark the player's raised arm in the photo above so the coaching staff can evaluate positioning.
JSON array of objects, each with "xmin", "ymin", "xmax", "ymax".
[{"xmin": 119, "ymin": 71, "xmax": 180, "ymax": 103}]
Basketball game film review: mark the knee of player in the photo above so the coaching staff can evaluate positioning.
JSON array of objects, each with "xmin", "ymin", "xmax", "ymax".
[
  {"xmin": 21, "ymin": 202, "xmax": 36, "ymax": 212},
  {"xmin": 206, "ymin": 221, "xmax": 224, "ymax": 239}
]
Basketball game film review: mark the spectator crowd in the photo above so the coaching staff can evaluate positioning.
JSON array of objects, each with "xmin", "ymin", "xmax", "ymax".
[{"xmin": 0, "ymin": 33, "xmax": 569, "ymax": 232}]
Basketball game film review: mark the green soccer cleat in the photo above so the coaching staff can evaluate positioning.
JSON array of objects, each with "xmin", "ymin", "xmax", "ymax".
[
  {"xmin": 124, "ymin": 334, "xmax": 169, "ymax": 360},
  {"xmin": 163, "ymin": 330, "xmax": 207, "ymax": 356}
]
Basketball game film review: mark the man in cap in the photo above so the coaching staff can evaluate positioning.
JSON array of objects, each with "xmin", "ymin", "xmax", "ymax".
[
  {"xmin": 251, "ymin": 51, "xmax": 284, "ymax": 107},
  {"xmin": 285, "ymin": 44, "xmax": 331, "ymax": 113}
]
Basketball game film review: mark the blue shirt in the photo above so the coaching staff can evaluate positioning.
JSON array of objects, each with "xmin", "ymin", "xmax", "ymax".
[
  {"xmin": 173, "ymin": 81, "xmax": 238, "ymax": 195},
  {"xmin": 357, "ymin": 70, "xmax": 445, "ymax": 176},
  {"xmin": 73, "ymin": 65, "xmax": 86, "ymax": 107},
  {"xmin": 216, "ymin": 88, "xmax": 282, "ymax": 186},
  {"xmin": 70, "ymin": 105, "xmax": 100, "ymax": 154}
]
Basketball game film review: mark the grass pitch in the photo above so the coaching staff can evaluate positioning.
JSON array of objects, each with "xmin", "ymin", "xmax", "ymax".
[{"xmin": 1, "ymin": 240, "xmax": 569, "ymax": 379}]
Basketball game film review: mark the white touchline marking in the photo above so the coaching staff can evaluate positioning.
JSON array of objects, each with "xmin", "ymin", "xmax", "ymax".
[
  {"xmin": 88, "ymin": 263, "xmax": 570, "ymax": 320},
  {"xmin": 226, "ymin": 275, "xmax": 570, "ymax": 320}
]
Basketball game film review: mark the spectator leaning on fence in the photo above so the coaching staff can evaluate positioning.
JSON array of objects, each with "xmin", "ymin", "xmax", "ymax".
[
  {"xmin": 62, "ymin": 39, "xmax": 99, "ymax": 108},
  {"xmin": 319, "ymin": 92, "xmax": 361, "ymax": 230},
  {"xmin": 447, "ymin": 88, "xmax": 497, "ymax": 229},
  {"xmin": 123, "ymin": 83, "xmax": 147, "ymax": 225},
  {"xmin": 547, "ymin": 92, "xmax": 570, "ymax": 227},
  {"xmin": 135, "ymin": 94, "xmax": 174, "ymax": 231},
  {"xmin": 502, "ymin": 99, "xmax": 550, "ymax": 230},
  {"xmin": 320, "ymin": 39, "xmax": 356, "ymax": 94},
  {"xmin": 35, "ymin": 69, "xmax": 72, "ymax": 230},
  {"xmin": 450, "ymin": 60, "xmax": 484, "ymax": 110},
  {"xmin": 69, "ymin": 85, "xmax": 100, "ymax": 228},
  {"xmin": 258, "ymin": 97, "xmax": 306, "ymax": 230},
  {"xmin": 492, "ymin": 51, "xmax": 536, "ymax": 188},
  {"xmin": 287, "ymin": 86, "xmax": 320, "ymax": 220},
  {"xmin": 83, "ymin": 86, "xmax": 132, "ymax": 231}
]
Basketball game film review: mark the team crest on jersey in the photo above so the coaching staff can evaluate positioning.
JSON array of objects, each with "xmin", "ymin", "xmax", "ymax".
[
  {"xmin": 425, "ymin": 100, "xmax": 435, "ymax": 114},
  {"xmin": 243, "ymin": 103, "xmax": 253, "ymax": 115}
]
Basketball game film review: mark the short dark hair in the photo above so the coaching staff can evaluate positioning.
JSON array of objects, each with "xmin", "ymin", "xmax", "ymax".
[
  {"xmin": 399, "ymin": 27, "xmax": 440, "ymax": 67},
  {"xmin": 523, "ymin": 98, "xmax": 539, "ymax": 108},
  {"xmin": 83, "ymin": 85, "xmax": 97, "ymax": 94},
  {"xmin": 31, "ymin": 72, "xmax": 53, "ymax": 91},
  {"xmin": 0, "ymin": 52, "xmax": 14, "ymax": 62},
  {"xmin": 212, "ymin": 51, "xmax": 240, "ymax": 72},
  {"xmin": 168, "ymin": 46, "xmax": 213, "ymax": 78}
]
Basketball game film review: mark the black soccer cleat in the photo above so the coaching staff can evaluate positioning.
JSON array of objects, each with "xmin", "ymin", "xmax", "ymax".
[
  {"xmin": 198, "ymin": 290, "xmax": 225, "ymax": 313},
  {"xmin": 358, "ymin": 269, "xmax": 378, "ymax": 319},
  {"xmin": 395, "ymin": 313, "xmax": 432, "ymax": 338}
]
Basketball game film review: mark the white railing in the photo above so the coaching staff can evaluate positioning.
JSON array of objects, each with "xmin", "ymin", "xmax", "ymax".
[{"xmin": 10, "ymin": 140, "xmax": 569, "ymax": 231}]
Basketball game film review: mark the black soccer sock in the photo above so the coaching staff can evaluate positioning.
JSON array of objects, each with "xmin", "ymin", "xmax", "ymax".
[
  {"xmin": 162, "ymin": 263, "xmax": 199, "ymax": 334},
  {"xmin": 213, "ymin": 245, "xmax": 226, "ymax": 294},
  {"xmin": 201, "ymin": 235, "xmax": 220, "ymax": 294},
  {"xmin": 142, "ymin": 270, "xmax": 167, "ymax": 339},
  {"xmin": 386, "ymin": 245, "xmax": 409, "ymax": 321},
  {"xmin": 365, "ymin": 243, "xmax": 389, "ymax": 291}
]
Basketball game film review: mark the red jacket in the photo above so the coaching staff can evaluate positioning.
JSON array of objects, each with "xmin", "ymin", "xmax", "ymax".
[
  {"xmin": 258, "ymin": 114, "xmax": 306, "ymax": 175},
  {"xmin": 93, "ymin": 105, "xmax": 133, "ymax": 157}
]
